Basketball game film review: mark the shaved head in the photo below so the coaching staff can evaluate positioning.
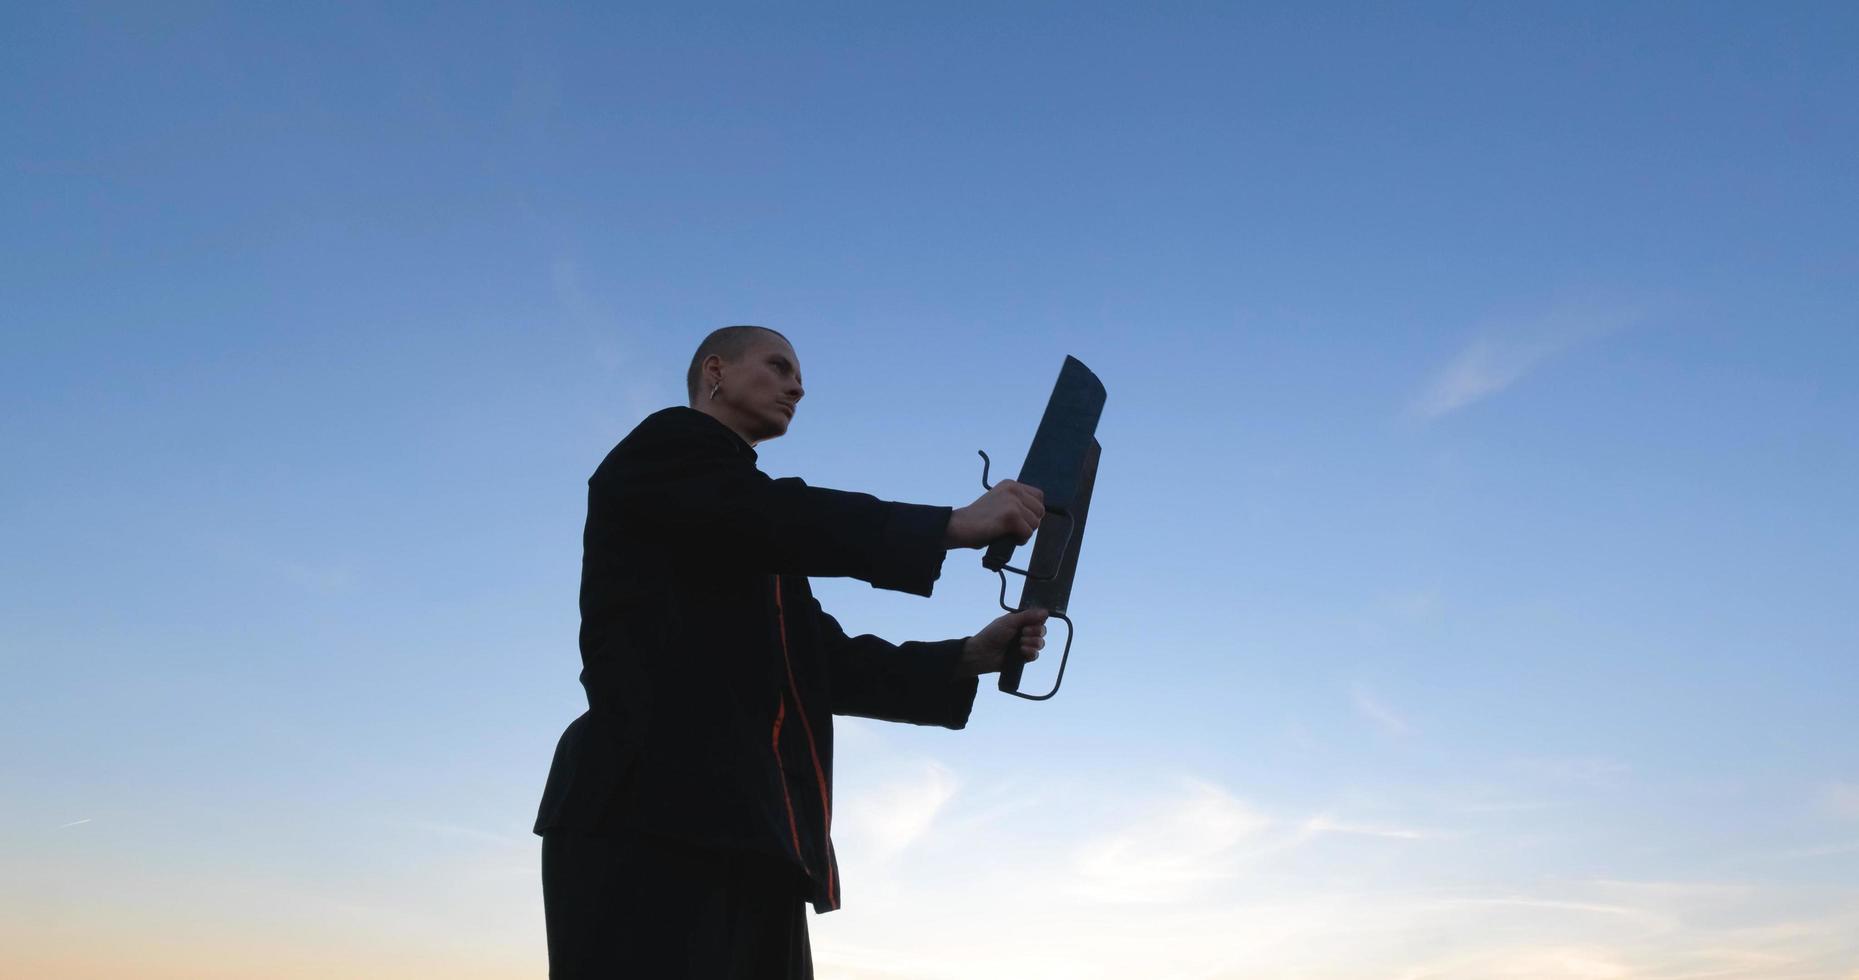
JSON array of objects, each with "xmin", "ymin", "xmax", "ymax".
[{"xmin": 686, "ymin": 325, "xmax": 792, "ymax": 405}]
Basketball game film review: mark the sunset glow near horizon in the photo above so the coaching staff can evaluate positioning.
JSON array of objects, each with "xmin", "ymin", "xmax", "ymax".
[{"xmin": 4, "ymin": 3, "xmax": 1857, "ymax": 978}]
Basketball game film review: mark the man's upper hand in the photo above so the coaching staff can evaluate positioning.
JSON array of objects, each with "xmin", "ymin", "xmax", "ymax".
[{"xmin": 944, "ymin": 480, "xmax": 1046, "ymax": 550}]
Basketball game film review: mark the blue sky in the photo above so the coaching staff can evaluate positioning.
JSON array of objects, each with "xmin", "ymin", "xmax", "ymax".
[{"xmin": 4, "ymin": 3, "xmax": 1857, "ymax": 977}]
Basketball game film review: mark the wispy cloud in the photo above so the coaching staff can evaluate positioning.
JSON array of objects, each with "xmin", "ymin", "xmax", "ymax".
[
  {"xmin": 1409, "ymin": 307, "xmax": 1639, "ymax": 420},
  {"xmin": 1352, "ymin": 682, "xmax": 1413, "ymax": 737},
  {"xmin": 817, "ymin": 733, "xmax": 1859, "ymax": 978},
  {"xmin": 836, "ymin": 760, "xmax": 959, "ymax": 863},
  {"xmin": 1429, "ymin": 895, "xmax": 1677, "ymax": 931},
  {"xmin": 1411, "ymin": 335, "xmax": 1568, "ymax": 420},
  {"xmin": 1380, "ymin": 589, "xmax": 1442, "ymax": 621},
  {"xmin": 1302, "ymin": 813, "xmax": 1433, "ymax": 840},
  {"xmin": 275, "ymin": 558, "xmax": 357, "ymax": 593},
  {"xmin": 1069, "ymin": 780, "xmax": 1270, "ymax": 903},
  {"xmin": 57, "ymin": 817, "xmax": 91, "ymax": 829},
  {"xmin": 1820, "ymin": 780, "xmax": 1859, "ymax": 820},
  {"xmin": 209, "ymin": 536, "xmax": 360, "ymax": 594},
  {"xmin": 1508, "ymin": 755, "xmax": 1633, "ymax": 784},
  {"xmin": 810, "ymin": 762, "xmax": 1859, "ymax": 979},
  {"xmin": 379, "ymin": 817, "xmax": 532, "ymax": 851},
  {"xmin": 553, "ymin": 257, "xmax": 667, "ymax": 421},
  {"xmin": 1757, "ymin": 840, "xmax": 1859, "ymax": 863}
]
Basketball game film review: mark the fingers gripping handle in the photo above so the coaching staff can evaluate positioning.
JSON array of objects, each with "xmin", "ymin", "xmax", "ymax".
[
  {"xmin": 997, "ymin": 638, "xmax": 1028, "ymax": 694},
  {"xmin": 997, "ymin": 623, "xmax": 1029, "ymax": 695},
  {"xmin": 1002, "ymin": 612, "xmax": 1073, "ymax": 700}
]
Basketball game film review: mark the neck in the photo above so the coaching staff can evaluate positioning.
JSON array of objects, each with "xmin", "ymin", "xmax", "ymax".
[{"xmin": 695, "ymin": 403, "xmax": 758, "ymax": 447}]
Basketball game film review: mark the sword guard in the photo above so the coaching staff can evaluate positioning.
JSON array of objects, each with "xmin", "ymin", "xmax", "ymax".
[{"xmin": 977, "ymin": 450, "xmax": 1076, "ymax": 578}]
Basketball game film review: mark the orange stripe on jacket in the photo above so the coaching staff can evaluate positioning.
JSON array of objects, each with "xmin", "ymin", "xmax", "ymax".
[
  {"xmin": 771, "ymin": 697, "xmax": 803, "ymax": 858},
  {"xmin": 772, "ymin": 576, "xmax": 837, "ymax": 908}
]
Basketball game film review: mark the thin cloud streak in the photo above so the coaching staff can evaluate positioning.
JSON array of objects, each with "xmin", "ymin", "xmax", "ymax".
[
  {"xmin": 1068, "ymin": 780, "xmax": 1270, "ymax": 904},
  {"xmin": 1409, "ymin": 307, "xmax": 1640, "ymax": 420},
  {"xmin": 1430, "ymin": 895, "xmax": 1679, "ymax": 931},
  {"xmin": 836, "ymin": 760, "xmax": 959, "ymax": 863},
  {"xmin": 1302, "ymin": 813, "xmax": 1433, "ymax": 840},
  {"xmin": 1352, "ymin": 683, "xmax": 1413, "ymax": 737},
  {"xmin": 819, "ymin": 758, "xmax": 1859, "ymax": 978},
  {"xmin": 1820, "ymin": 781, "xmax": 1859, "ymax": 820},
  {"xmin": 552, "ymin": 255, "xmax": 667, "ymax": 422}
]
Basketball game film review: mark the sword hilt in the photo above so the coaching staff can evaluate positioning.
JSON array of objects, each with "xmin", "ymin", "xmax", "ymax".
[
  {"xmin": 990, "ymin": 564, "xmax": 1075, "ymax": 700},
  {"xmin": 977, "ymin": 449, "xmax": 1071, "ymax": 576}
]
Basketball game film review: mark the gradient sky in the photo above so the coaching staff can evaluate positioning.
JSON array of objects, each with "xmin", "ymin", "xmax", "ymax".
[{"xmin": 4, "ymin": 3, "xmax": 1857, "ymax": 978}]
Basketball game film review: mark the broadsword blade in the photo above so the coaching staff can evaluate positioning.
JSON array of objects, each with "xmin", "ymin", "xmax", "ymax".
[
  {"xmin": 983, "ymin": 355, "xmax": 1106, "ymax": 573},
  {"xmin": 997, "ymin": 438, "xmax": 1100, "ymax": 696},
  {"xmin": 1018, "ymin": 437, "xmax": 1099, "ymax": 615}
]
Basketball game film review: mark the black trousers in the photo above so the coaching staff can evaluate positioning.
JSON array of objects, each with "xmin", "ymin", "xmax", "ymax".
[{"xmin": 541, "ymin": 829, "xmax": 814, "ymax": 979}]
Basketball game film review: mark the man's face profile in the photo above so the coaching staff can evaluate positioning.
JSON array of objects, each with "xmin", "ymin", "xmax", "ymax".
[{"xmin": 710, "ymin": 333, "xmax": 805, "ymax": 445}]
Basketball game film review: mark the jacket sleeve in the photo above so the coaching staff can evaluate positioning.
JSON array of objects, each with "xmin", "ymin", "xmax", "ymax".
[
  {"xmin": 811, "ymin": 597, "xmax": 978, "ymax": 729},
  {"xmin": 601, "ymin": 411, "xmax": 954, "ymax": 596}
]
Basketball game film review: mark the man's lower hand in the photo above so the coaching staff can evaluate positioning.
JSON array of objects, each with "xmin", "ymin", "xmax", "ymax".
[{"xmin": 958, "ymin": 608, "xmax": 1050, "ymax": 677}]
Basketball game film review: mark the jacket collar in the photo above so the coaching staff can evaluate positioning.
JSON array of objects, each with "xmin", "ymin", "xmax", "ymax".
[{"xmin": 673, "ymin": 405, "xmax": 759, "ymax": 462}]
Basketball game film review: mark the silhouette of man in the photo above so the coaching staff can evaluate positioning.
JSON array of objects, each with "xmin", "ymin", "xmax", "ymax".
[{"xmin": 535, "ymin": 325, "xmax": 1049, "ymax": 978}]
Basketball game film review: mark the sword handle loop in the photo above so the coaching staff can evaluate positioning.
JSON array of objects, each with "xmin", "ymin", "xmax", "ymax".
[{"xmin": 992, "ymin": 562, "xmax": 1075, "ymax": 701}]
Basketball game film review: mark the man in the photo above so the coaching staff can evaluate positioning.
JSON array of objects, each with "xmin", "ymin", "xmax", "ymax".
[{"xmin": 535, "ymin": 325, "xmax": 1049, "ymax": 978}]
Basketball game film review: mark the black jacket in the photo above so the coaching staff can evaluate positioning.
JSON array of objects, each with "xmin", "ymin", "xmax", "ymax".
[{"xmin": 534, "ymin": 407, "xmax": 979, "ymax": 912}]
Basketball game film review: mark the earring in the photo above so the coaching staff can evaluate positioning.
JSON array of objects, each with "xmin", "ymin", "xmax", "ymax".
[{"xmin": 709, "ymin": 383, "xmax": 721, "ymax": 401}]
